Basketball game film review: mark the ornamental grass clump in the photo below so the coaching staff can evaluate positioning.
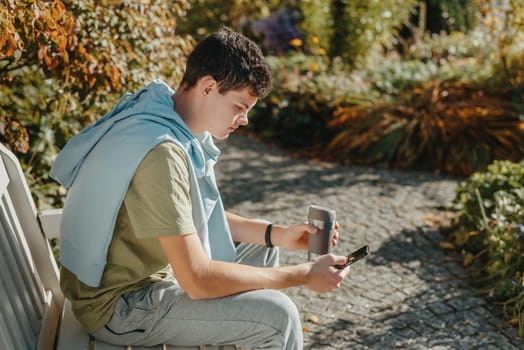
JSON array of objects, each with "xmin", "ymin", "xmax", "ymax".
[
  {"xmin": 325, "ymin": 80, "xmax": 524, "ymax": 176},
  {"xmin": 446, "ymin": 160, "xmax": 524, "ymax": 335}
]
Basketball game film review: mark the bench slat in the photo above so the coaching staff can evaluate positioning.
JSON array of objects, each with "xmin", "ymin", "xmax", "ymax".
[
  {"xmin": 0, "ymin": 212, "xmax": 40, "ymax": 347},
  {"xmin": 0, "ymin": 145, "xmax": 64, "ymax": 350},
  {"xmin": 92, "ymin": 341, "xmax": 126, "ymax": 349},
  {"xmin": 0, "ymin": 155, "xmax": 8, "ymax": 199},
  {"xmin": 0, "ymin": 310, "xmax": 18, "ymax": 350},
  {"xmin": 0, "ymin": 196, "xmax": 46, "ymax": 319},
  {"xmin": 0, "ymin": 194, "xmax": 45, "ymax": 312},
  {"xmin": 93, "ymin": 343, "xmax": 237, "ymax": 349},
  {"xmin": 0, "ymin": 158, "xmax": 47, "ymax": 315},
  {"xmin": 0, "ymin": 146, "xmax": 63, "ymax": 307},
  {"xmin": 0, "ymin": 266, "xmax": 33, "ymax": 350}
]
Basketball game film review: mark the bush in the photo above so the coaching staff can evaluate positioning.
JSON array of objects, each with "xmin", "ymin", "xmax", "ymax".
[
  {"xmin": 248, "ymin": 53, "xmax": 367, "ymax": 149},
  {"xmin": 424, "ymin": 0, "xmax": 477, "ymax": 34},
  {"xmin": 325, "ymin": 80, "xmax": 524, "ymax": 175},
  {"xmin": 1, "ymin": 0, "xmax": 192, "ymax": 208},
  {"xmin": 176, "ymin": 0, "xmax": 286, "ymax": 45},
  {"xmin": 254, "ymin": 48, "xmax": 524, "ymax": 176},
  {"xmin": 445, "ymin": 160, "xmax": 524, "ymax": 335},
  {"xmin": 299, "ymin": 0, "xmax": 417, "ymax": 66}
]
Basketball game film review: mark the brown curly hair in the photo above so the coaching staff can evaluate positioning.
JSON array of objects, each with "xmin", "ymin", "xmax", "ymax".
[{"xmin": 181, "ymin": 26, "xmax": 273, "ymax": 99}]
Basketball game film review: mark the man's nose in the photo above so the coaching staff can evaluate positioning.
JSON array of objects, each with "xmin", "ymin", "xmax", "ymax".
[{"xmin": 238, "ymin": 113, "xmax": 249, "ymax": 126}]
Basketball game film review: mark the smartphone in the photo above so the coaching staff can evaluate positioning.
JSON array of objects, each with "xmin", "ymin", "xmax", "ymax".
[{"xmin": 334, "ymin": 245, "xmax": 369, "ymax": 269}]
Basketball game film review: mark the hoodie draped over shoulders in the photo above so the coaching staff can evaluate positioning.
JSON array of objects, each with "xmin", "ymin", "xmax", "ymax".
[{"xmin": 51, "ymin": 80, "xmax": 236, "ymax": 287}]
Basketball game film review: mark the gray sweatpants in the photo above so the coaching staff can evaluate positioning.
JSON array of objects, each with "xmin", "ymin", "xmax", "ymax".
[{"xmin": 91, "ymin": 243, "xmax": 303, "ymax": 349}]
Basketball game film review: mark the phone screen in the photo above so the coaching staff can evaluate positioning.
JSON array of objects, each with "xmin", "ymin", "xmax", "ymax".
[{"xmin": 335, "ymin": 245, "xmax": 369, "ymax": 269}]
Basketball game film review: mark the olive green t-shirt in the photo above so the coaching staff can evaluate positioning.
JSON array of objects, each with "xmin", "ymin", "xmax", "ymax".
[{"xmin": 60, "ymin": 142, "xmax": 197, "ymax": 333}]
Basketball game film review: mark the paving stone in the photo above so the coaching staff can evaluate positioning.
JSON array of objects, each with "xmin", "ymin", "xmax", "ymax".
[
  {"xmin": 427, "ymin": 301, "xmax": 455, "ymax": 315},
  {"xmin": 446, "ymin": 298, "xmax": 474, "ymax": 311},
  {"xmin": 396, "ymin": 326, "xmax": 419, "ymax": 339}
]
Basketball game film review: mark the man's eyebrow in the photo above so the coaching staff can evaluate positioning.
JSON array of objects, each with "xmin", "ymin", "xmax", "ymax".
[
  {"xmin": 238, "ymin": 101, "xmax": 250, "ymax": 109},
  {"xmin": 241, "ymin": 100, "xmax": 257, "ymax": 110}
]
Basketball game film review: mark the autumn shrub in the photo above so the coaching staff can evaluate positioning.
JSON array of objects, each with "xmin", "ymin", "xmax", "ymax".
[
  {"xmin": 445, "ymin": 160, "xmax": 524, "ymax": 335},
  {"xmin": 1, "ymin": 0, "xmax": 192, "ymax": 208}
]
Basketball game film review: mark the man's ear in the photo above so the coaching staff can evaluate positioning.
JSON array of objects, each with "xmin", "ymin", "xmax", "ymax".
[{"xmin": 198, "ymin": 76, "xmax": 218, "ymax": 96}]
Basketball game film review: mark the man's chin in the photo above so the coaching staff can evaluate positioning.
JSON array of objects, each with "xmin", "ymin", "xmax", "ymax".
[{"xmin": 213, "ymin": 132, "xmax": 231, "ymax": 140}]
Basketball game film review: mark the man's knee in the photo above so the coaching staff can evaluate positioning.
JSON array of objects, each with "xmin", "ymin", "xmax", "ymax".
[
  {"xmin": 263, "ymin": 289, "xmax": 299, "ymax": 320},
  {"xmin": 253, "ymin": 290, "xmax": 302, "ymax": 346}
]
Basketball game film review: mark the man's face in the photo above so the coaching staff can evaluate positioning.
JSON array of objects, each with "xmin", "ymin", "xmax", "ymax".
[{"xmin": 202, "ymin": 86, "xmax": 258, "ymax": 140}]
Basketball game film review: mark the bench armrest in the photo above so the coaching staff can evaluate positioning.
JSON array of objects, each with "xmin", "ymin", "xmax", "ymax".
[{"xmin": 39, "ymin": 208, "xmax": 63, "ymax": 239}]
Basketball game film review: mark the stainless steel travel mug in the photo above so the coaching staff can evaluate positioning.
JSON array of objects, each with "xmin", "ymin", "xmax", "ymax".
[{"xmin": 307, "ymin": 205, "xmax": 336, "ymax": 255}]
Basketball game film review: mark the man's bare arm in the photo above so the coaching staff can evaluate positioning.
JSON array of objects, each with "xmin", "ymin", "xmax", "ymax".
[
  {"xmin": 158, "ymin": 233, "xmax": 347, "ymax": 300},
  {"xmin": 226, "ymin": 211, "xmax": 325, "ymax": 251}
]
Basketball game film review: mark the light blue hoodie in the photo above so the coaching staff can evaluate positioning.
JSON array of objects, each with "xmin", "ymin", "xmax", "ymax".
[{"xmin": 51, "ymin": 80, "xmax": 236, "ymax": 287}]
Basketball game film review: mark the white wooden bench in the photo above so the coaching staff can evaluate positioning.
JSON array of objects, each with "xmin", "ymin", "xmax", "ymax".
[{"xmin": 0, "ymin": 143, "xmax": 238, "ymax": 350}]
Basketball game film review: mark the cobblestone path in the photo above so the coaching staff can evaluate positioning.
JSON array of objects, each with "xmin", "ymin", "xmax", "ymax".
[{"xmin": 215, "ymin": 134, "xmax": 523, "ymax": 350}]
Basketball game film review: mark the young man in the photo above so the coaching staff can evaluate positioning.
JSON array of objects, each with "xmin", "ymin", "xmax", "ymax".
[{"xmin": 51, "ymin": 27, "xmax": 350, "ymax": 349}]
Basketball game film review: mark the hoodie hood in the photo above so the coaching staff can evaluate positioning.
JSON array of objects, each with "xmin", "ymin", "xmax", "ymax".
[{"xmin": 51, "ymin": 80, "xmax": 213, "ymax": 187}]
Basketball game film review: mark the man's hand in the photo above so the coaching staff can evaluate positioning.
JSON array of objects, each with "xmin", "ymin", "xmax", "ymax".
[
  {"xmin": 273, "ymin": 222, "xmax": 340, "ymax": 251},
  {"xmin": 305, "ymin": 254, "xmax": 350, "ymax": 293}
]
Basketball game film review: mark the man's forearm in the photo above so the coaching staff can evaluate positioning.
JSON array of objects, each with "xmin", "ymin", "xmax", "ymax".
[
  {"xmin": 159, "ymin": 233, "xmax": 347, "ymax": 300},
  {"xmin": 226, "ymin": 211, "xmax": 283, "ymax": 246},
  {"xmin": 188, "ymin": 259, "xmax": 311, "ymax": 299}
]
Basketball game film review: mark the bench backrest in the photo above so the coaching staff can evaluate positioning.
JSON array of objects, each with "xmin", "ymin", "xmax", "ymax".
[{"xmin": 0, "ymin": 143, "xmax": 64, "ymax": 350}]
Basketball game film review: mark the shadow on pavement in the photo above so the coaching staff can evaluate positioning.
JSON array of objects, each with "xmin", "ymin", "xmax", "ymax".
[{"xmin": 216, "ymin": 135, "xmax": 462, "ymax": 208}]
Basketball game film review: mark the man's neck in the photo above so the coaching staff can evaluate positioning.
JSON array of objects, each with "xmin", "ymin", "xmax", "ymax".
[{"xmin": 172, "ymin": 88, "xmax": 202, "ymax": 134}]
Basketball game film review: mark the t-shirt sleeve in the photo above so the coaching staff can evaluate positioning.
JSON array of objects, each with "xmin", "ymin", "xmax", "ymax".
[{"xmin": 124, "ymin": 141, "xmax": 197, "ymax": 239}]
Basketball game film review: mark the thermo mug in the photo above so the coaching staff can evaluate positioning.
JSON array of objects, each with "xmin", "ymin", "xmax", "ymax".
[{"xmin": 307, "ymin": 205, "xmax": 336, "ymax": 255}]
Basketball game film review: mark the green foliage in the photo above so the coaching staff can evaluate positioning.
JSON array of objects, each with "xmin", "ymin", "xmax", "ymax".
[
  {"xmin": 397, "ymin": 0, "xmax": 524, "ymax": 93},
  {"xmin": 1, "ymin": 0, "xmax": 193, "ymax": 209},
  {"xmin": 255, "ymin": 47, "xmax": 524, "ymax": 176},
  {"xmin": 447, "ymin": 160, "xmax": 524, "ymax": 335},
  {"xmin": 247, "ymin": 0, "xmax": 524, "ymax": 177},
  {"xmin": 366, "ymin": 58, "xmax": 469, "ymax": 96},
  {"xmin": 0, "ymin": 68, "xmax": 74, "ymax": 208},
  {"xmin": 406, "ymin": 31, "xmax": 485, "ymax": 62},
  {"xmin": 425, "ymin": 0, "xmax": 477, "ymax": 33},
  {"xmin": 299, "ymin": 0, "xmax": 417, "ymax": 66},
  {"xmin": 451, "ymin": 160, "xmax": 524, "ymax": 250},
  {"xmin": 248, "ymin": 53, "xmax": 367, "ymax": 149},
  {"xmin": 298, "ymin": 0, "xmax": 333, "ymax": 56},
  {"xmin": 475, "ymin": 0, "xmax": 524, "ymax": 89},
  {"xmin": 177, "ymin": 0, "xmax": 283, "ymax": 40}
]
